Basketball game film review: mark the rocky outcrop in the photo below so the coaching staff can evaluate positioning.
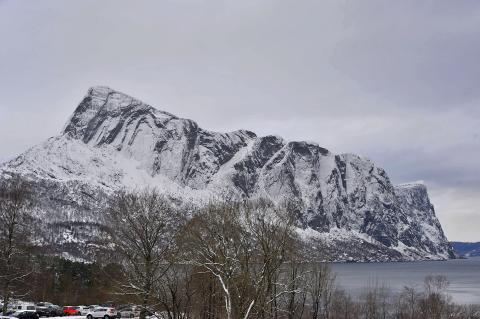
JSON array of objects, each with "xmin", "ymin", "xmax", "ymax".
[{"xmin": 0, "ymin": 86, "xmax": 455, "ymax": 261}]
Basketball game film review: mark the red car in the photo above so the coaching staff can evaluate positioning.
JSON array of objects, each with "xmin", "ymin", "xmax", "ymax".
[{"xmin": 63, "ymin": 306, "xmax": 81, "ymax": 316}]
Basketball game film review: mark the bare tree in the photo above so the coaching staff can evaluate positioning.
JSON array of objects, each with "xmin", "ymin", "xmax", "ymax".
[
  {"xmin": 420, "ymin": 275, "xmax": 451, "ymax": 319},
  {"xmin": 243, "ymin": 199, "xmax": 297, "ymax": 319},
  {"xmin": 106, "ymin": 188, "xmax": 180, "ymax": 319},
  {"xmin": 330, "ymin": 289, "xmax": 359, "ymax": 319},
  {"xmin": 279, "ymin": 255, "xmax": 307, "ymax": 319},
  {"xmin": 0, "ymin": 176, "xmax": 33, "ymax": 313},
  {"xmin": 359, "ymin": 281, "xmax": 390, "ymax": 319},
  {"xmin": 180, "ymin": 200, "xmax": 250, "ymax": 319},
  {"xmin": 394, "ymin": 285, "xmax": 420, "ymax": 319},
  {"xmin": 155, "ymin": 265, "xmax": 196, "ymax": 319},
  {"xmin": 305, "ymin": 263, "xmax": 336, "ymax": 319},
  {"xmin": 181, "ymin": 199, "xmax": 297, "ymax": 319}
]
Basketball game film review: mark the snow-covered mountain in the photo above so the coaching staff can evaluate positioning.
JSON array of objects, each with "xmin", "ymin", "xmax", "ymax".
[{"xmin": 0, "ymin": 86, "xmax": 454, "ymax": 261}]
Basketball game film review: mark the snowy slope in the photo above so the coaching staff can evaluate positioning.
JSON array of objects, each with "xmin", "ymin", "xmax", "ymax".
[{"xmin": 0, "ymin": 86, "xmax": 454, "ymax": 261}]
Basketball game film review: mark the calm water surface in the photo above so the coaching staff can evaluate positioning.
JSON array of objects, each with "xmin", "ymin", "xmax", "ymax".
[{"xmin": 331, "ymin": 257, "xmax": 480, "ymax": 304}]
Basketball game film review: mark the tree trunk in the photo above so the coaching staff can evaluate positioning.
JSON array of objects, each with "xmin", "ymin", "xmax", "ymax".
[{"xmin": 2, "ymin": 291, "xmax": 10, "ymax": 314}]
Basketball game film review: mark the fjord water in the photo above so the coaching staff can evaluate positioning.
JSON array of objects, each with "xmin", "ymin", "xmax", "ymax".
[{"xmin": 332, "ymin": 257, "xmax": 480, "ymax": 304}]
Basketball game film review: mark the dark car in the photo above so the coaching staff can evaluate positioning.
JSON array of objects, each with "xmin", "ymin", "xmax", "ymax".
[
  {"xmin": 35, "ymin": 303, "xmax": 53, "ymax": 317},
  {"xmin": 2, "ymin": 309, "xmax": 16, "ymax": 316},
  {"xmin": 13, "ymin": 311, "xmax": 40, "ymax": 319},
  {"xmin": 50, "ymin": 305, "xmax": 64, "ymax": 317},
  {"xmin": 36, "ymin": 303, "xmax": 63, "ymax": 317}
]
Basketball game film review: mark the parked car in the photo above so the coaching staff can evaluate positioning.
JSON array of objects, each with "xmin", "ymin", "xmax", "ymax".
[
  {"xmin": 63, "ymin": 306, "xmax": 81, "ymax": 316},
  {"xmin": 86, "ymin": 307, "xmax": 118, "ymax": 319},
  {"xmin": 117, "ymin": 306, "xmax": 140, "ymax": 318},
  {"xmin": 78, "ymin": 306, "xmax": 92, "ymax": 316},
  {"xmin": 0, "ymin": 303, "xmax": 35, "ymax": 317},
  {"xmin": 42, "ymin": 305, "xmax": 63, "ymax": 317},
  {"xmin": 12, "ymin": 311, "xmax": 40, "ymax": 319},
  {"xmin": 13, "ymin": 305, "xmax": 36, "ymax": 313},
  {"xmin": 1, "ymin": 309, "xmax": 17, "ymax": 317},
  {"xmin": 36, "ymin": 303, "xmax": 63, "ymax": 317},
  {"xmin": 35, "ymin": 302, "xmax": 52, "ymax": 317},
  {"xmin": 50, "ymin": 305, "xmax": 63, "ymax": 317}
]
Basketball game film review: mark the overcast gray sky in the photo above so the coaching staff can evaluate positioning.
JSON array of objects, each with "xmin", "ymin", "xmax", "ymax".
[{"xmin": 1, "ymin": 0, "xmax": 479, "ymax": 241}]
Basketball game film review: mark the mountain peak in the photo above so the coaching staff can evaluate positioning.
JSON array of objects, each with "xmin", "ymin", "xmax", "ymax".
[
  {"xmin": 396, "ymin": 181, "xmax": 427, "ymax": 191},
  {"xmin": 84, "ymin": 86, "xmax": 139, "ymax": 106},
  {"xmin": 87, "ymin": 85, "xmax": 114, "ymax": 95},
  {"xmin": 62, "ymin": 87, "xmax": 177, "ymax": 144}
]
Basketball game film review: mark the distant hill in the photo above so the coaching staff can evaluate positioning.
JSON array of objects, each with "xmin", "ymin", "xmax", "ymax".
[{"xmin": 450, "ymin": 242, "xmax": 480, "ymax": 257}]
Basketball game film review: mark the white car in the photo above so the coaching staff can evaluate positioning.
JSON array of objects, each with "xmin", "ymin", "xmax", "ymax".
[
  {"xmin": 13, "ymin": 305, "xmax": 36, "ymax": 312},
  {"xmin": 118, "ymin": 306, "xmax": 141, "ymax": 318},
  {"xmin": 78, "ymin": 306, "xmax": 91, "ymax": 316},
  {"xmin": 86, "ymin": 307, "xmax": 118, "ymax": 319}
]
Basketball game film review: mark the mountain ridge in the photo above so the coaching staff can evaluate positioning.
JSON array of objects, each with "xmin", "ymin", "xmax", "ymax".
[
  {"xmin": 450, "ymin": 242, "xmax": 480, "ymax": 257},
  {"xmin": 0, "ymin": 86, "xmax": 455, "ymax": 262}
]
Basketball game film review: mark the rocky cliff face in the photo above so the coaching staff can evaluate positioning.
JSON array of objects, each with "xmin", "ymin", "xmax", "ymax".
[{"xmin": 0, "ymin": 86, "xmax": 455, "ymax": 261}]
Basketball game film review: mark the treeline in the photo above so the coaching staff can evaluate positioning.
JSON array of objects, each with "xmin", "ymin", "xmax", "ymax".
[
  {"xmin": 27, "ymin": 256, "xmax": 123, "ymax": 306},
  {"xmin": 1, "ymin": 177, "xmax": 479, "ymax": 319},
  {"xmin": 18, "ymin": 259, "xmax": 480, "ymax": 319}
]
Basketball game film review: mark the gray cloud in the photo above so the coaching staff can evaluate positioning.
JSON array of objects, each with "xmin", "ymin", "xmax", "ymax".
[
  {"xmin": 333, "ymin": 1, "xmax": 480, "ymax": 109},
  {"xmin": 0, "ymin": 0, "xmax": 479, "ymax": 241}
]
